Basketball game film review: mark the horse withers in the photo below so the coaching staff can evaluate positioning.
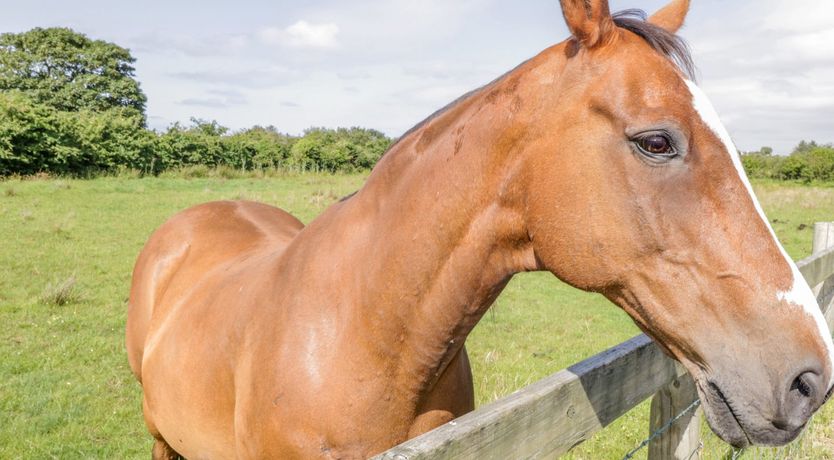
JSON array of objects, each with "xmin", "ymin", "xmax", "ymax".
[{"xmin": 126, "ymin": 0, "xmax": 834, "ymax": 457}]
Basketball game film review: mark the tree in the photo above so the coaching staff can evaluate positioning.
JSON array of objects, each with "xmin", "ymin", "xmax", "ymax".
[
  {"xmin": 806, "ymin": 146, "xmax": 834, "ymax": 182},
  {"xmin": 155, "ymin": 119, "xmax": 229, "ymax": 171},
  {"xmin": 289, "ymin": 129, "xmax": 330, "ymax": 171},
  {"xmin": 779, "ymin": 154, "xmax": 809, "ymax": 181},
  {"xmin": 792, "ymin": 140, "xmax": 818, "ymax": 155},
  {"xmin": 224, "ymin": 126, "xmax": 294, "ymax": 169},
  {"xmin": 0, "ymin": 27, "xmax": 147, "ymax": 120},
  {"xmin": 0, "ymin": 90, "xmax": 153, "ymax": 175}
]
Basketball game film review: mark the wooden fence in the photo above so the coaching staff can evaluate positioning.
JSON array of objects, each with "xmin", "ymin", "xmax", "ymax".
[{"xmin": 374, "ymin": 222, "xmax": 834, "ymax": 460}]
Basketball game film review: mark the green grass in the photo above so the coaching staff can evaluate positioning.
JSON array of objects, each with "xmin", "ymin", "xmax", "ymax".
[{"xmin": 0, "ymin": 174, "xmax": 832, "ymax": 458}]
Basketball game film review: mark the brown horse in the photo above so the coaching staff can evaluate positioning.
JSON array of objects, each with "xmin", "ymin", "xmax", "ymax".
[{"xmin": 126, "ymin": 0, "xmax": 834, "ymax": 458}]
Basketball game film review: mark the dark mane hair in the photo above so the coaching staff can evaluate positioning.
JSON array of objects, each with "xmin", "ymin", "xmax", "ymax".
[
  {"xmin": 613, "ymin": 9, "xmax": 696, "ymax": 80},
  {"xmin": 380, "ymin": 9, "xmax": 697, "ymax": 158}
]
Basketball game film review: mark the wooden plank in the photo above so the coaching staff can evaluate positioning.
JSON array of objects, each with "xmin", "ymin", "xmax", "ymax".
[
  {"xmin": 812, "ymin": 222, "xmax": 834, "ymax": 255},
  {"xmin": 648, "ymin": 376, "xmax": 701, "ymax": 460},
  {"xmin": 823, "ymin": 292, "xmax": 834, "ymax": 331},
  {"xmin": 797, "ymin": 246, "xmax": 834, "ymax": 288},
  {"xmin": 373, "ymin": 335, "xmax": 686, "ymax": 460},
  {"xmin": 809, "ymin": 223, "xmax": 834, "ymax": 330}
]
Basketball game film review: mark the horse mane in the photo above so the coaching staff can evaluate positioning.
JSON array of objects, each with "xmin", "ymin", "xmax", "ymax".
[
  {"xmin": 612, "ymin": 9, "xmax": 696, "ymax": 80},
  {"xmin": 381, "ymin": 9, "xmax": 696, "ymax": 158}
]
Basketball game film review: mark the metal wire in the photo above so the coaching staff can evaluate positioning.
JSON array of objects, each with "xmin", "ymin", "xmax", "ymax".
[
  {"xmin": 622, "ymin": 399, "xmax": 702, "ymax": 460},
  {"xmin": 685, "ymin": 441, "xmax": 704, "ymax": 460}
]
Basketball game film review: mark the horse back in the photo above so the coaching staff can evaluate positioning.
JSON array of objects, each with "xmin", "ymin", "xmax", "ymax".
[{"xmin": 125, "ymin": 200, "xmax": 304, "ymax": 381}]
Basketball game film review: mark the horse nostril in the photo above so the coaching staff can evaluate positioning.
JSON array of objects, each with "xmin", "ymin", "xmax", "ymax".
[
  {"xmin": 790, "ymin": 374, "xmax": 813, "ymax": 399},
  {"xmin": 776, "ymin": 370, "xmax": 824, "ymax": 432}
]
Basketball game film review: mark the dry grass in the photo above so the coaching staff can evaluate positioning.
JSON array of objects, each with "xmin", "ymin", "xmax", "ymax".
[
  {"xmin": 39, "ymin": 275, "xmax": 81, "ymax": 306},
  {"xmin": 308, "ymin": 189, "xmax": 340, "ymax": 207},
  {"xmin": 51, "ymin": 212, "xmax": 76, "ymax": 235}
]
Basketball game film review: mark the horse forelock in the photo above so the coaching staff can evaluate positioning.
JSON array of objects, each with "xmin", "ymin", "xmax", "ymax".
[{"xmin": 613, "ymin": 9, "xmax": 696, "ymax": 80}]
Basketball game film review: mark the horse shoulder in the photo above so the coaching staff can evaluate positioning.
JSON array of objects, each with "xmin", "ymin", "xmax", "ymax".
[{"xmin": 126, "ymin": 199, "xmax": 303, "ymax": 380}]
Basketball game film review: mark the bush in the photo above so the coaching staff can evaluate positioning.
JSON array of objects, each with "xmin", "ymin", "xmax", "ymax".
[
  {"xmin": 0, "ymin": 91, "xmax": 153, "ymax": 176},
  {"xmin": 149, "ymin": 123, "xmax": 391, "ymax": 174},
  {"xmin": 741, "ymin": 142, "xmax": 834, "ymax": 183},
  {"xmin": 152, "ymin": 119, "xmax": 228, "ymax": 172},
  {"xmin": 806, "ymin": 147, "xmax": 834, "ymax": 182},
  {"xmin": 288, "ymin": 127, "xmax": 391, "ymax": 173},
  {"xmin": 223, "ymin": 126, "xmax": 293, "ymax": 169}
]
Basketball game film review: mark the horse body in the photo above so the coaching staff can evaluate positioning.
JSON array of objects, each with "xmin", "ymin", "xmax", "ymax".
[
  {"xmin": 128, "ymin": 1, "xmax": 834, "ymax": 458},
  {"xmin": 127, "ymin": 120, "xmax": 517, "ymax": 456}
]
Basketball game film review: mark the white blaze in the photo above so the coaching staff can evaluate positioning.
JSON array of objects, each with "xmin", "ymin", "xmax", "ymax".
[{"xmin": 684, "ymin": 80, "xmax": 834, "ymax": 387}]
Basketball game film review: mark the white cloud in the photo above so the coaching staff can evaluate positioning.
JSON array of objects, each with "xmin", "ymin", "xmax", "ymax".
[
  {"xmin": 259, "ymin": 20, "xmax": 340, "ymax": 49},
  {"xmin": 130, "ymin": 32, "xmax": 249, "ymax": 57},
  {"xmin": 760, "ymin": 0, "xmax": 834, "ymax": 32},
  {"xmin": 178, "ymin": 89, "xmax": 248, "ymax": 108},
  {"xmin": 682, "ymin": 0, "xmax": 834, "ymax": 153}
]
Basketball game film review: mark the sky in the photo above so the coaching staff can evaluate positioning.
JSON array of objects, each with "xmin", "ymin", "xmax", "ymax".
[{"xmin": 2, "ymin": 0, "xmax": 833, "ymax": 154}]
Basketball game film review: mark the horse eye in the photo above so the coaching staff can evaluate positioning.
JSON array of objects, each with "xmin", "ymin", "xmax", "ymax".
[{"xmin": 639, "ymin": 134, "xmax": 673, "ymax": 155}]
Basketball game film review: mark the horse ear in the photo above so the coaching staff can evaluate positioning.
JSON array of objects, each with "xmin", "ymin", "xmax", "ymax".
[
  {"xmin": 648, "ymin": 0, "xmax": 690, "ymax": 34},
  {"xmin": 559, "ymin": 0, "xmax": 616, "ymax": 48}
]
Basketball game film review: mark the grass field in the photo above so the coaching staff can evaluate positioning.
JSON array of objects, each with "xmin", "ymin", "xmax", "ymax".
[{"xmin": 1, "ymin": 173, "xmax": 833, "ymax": 459}]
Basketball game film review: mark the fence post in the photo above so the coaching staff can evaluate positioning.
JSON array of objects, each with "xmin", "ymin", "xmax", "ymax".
[
  {"xmin": 648, "ymin": 374, "xmax": 701, "ymax": 460},
  {"xmin": 812, "ymin": 222, "xmax": 834, "ymax": 319},
  {"xmin": 812, "ymin": 222, "xmax": 834, "ymax": 255}
]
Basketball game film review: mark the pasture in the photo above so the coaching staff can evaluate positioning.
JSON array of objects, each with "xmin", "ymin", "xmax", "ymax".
[{"xmin": 1, "ymin": 173, "xmax": 833, "ymax": 459}]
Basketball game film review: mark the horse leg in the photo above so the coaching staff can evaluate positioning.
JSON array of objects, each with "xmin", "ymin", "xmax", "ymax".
[
  {"xmin": 408, "ymin": 345, "xmax": 475, "ymax": 439},
  {"xmin": 152, "ymin": 439, "xmax": 181, "ymax": 460},
  {"xmin": 143, "ymin": 396, "xmax": 183, "ymax": 460}
]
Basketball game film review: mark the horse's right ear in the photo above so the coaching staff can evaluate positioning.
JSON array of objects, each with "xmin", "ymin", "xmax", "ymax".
[
  {"xmin": 559, "ymin": 0, "xmax": 616, "ymax": 48},
  {"xmin": 648, "ymin": 0, "xmax": 690, "ymax": 34}
]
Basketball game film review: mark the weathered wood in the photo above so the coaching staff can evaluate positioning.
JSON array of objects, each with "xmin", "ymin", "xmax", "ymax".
[
  {"xmin": 374, "ymin": 228, "xmax": 834, "ymax": 460},
  {"xmin": 809, "ymin": 222, "xmax": 834, "ymax": 328},
  {"xmin": 648, "ymin": 376, "xmax": 701, "ymax": 460},
  {"xmin": 797, "ymin": 246, "xmax": 834, "ymax": 288},
  {"xmin": 812, "ymin": 222, "xmax": 834, "ymax": 256},
  {"xmin": 823, "ymin": 289, "xmax": 834, "ymax": 330},
  {"xmin": 373, "ymin": 335, "xmax": 686, "ymax": 460}
]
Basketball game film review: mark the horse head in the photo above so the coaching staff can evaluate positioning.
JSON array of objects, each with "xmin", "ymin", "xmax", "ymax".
[{"xmin": 520, "ymin": 0, "xmax": 833, "ymax": 447}]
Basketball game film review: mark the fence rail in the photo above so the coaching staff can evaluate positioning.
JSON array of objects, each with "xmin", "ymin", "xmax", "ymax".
[{"xmin": 374, "ymin": 222, "xmax": 834, "ymax": 460}]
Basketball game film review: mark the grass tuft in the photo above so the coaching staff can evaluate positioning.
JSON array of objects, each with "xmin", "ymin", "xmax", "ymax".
[
  {"xmin": 4, "ymin": 187, "xmax": 17, "ymax": 197},
  {"xmin": 308, "ymin": 189, "xmax": 339, "ymax": 207},
  {"xmin": 40, "ymin": 275, "xmax": 82, "ymax": 306},
  {"xmin": 51, "ymin": 212, "xmax": 77, "ymax": 235}
]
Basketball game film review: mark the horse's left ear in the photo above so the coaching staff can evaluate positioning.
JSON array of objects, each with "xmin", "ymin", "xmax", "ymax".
[
  {"xmin": 648, "ymin": 0, "xmax": 690, "ymax": 34},
  {"xmin": 559, "ymin": 0, "xmax": 616, "ymax": 48}
]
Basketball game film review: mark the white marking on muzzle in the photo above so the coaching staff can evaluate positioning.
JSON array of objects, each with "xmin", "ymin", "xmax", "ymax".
[{"xmin": 685, "ymin": 80, "xmax": 834, "ymax": 387}]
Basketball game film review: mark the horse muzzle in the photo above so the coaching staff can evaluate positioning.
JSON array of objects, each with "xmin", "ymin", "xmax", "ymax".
[{"xmin": 697, "ymin": 366, "xmax": 831, "ymax": 448}]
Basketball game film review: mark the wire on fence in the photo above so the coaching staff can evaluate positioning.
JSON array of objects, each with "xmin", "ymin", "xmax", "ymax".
[
  {"xmin": 622, "ymin": 398, "xmax": 702, "ymax": 460},
  {"xmin": 685, "ymin": 440, "xmax": 703, "ymax": 460}
]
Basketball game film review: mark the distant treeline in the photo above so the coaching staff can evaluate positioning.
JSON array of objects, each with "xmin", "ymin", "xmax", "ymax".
[
  {"xmin": 741, "ymin": 141, "xmax": 834, "ymax": 183},
  {"xmin": 0, "ymin": 90, "xmax": 392, "ymax": 176},
  {"xmin": 0, "ymin": 27, "xmax": 392, "ymax": 176},
  {"xmin": 2, "ymin": 27, "xmax": 834, "ymax": 180}
]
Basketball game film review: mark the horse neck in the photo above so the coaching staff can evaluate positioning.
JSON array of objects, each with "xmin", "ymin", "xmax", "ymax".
[{"xmin": 323, "ymin": 73, "xmax": 540, "ymax": 394}]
